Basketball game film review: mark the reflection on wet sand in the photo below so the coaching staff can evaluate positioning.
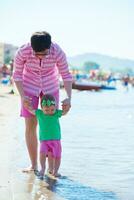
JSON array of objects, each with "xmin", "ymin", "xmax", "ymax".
[
  {"xmin": 12, "ymin": 172, "xmax": 118, "ymax": 200},
  {"xmin": 11, "ymin": 172, "xmax": 64, "ymax": 200}
]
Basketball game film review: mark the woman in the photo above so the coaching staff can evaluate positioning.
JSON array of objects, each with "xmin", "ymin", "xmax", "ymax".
[{"xmin": 13, "ymin": 31, "xmax": 72, "ymax": 172}]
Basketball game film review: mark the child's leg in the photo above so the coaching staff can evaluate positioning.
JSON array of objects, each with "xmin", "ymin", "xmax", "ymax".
[
  {"xmin": 53, "ymin": 158, "xmax": 61, "ymax": 177},
  {"xmin": 47, "ymin": 140, "xmax": 61, "ymax": 177},
  {"xmin": 40, "ymin": 153, "xmax": 46, "ymax": 176},
  {"xmin": 47, "ymin": 152, "xmax": 54, "ymax": 174}
]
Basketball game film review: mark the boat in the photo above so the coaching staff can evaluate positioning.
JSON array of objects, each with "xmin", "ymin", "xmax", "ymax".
[
  {"xmin": 72, "ymin": 81, "xmax": 116, "ymax": 91},
  {"xmin": 72, "ymin": 81, "xmax": 102, "ymax": 91},
  {"xmin": 100, "ymin": 85, "xmax": 116, "ymax": 90}
]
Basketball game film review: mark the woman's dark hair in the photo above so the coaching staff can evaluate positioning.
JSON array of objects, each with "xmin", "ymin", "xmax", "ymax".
[{"xmin": 31, "ymin": 31, "xmax": 51, "ymax": 52}]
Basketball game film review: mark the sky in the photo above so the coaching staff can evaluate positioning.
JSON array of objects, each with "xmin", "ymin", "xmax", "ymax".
[{"xmin": 0, "ymin": 0, "xmax": 133, "ymax": 59}]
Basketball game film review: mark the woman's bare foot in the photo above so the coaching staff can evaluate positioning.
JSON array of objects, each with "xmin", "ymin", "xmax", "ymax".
[{"xmin": 22, "ymin": 166, "xmax": 37, "ymax": 173}]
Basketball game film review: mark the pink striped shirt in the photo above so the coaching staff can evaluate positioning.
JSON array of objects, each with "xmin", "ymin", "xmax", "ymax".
[{"xmin": 13, "ymin": 42, "xmax": 72, "ymax": 96}]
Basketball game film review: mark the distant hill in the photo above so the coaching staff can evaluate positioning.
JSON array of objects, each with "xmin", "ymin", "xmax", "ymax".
[{"xmin": 67, "ymin": 53, "xmax": 134, "ymax": 72}]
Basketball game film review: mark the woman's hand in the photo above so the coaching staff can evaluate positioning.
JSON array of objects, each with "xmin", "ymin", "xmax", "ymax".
[
  {"xmin": 61, "ymin": 98, "xmax": 71, "ymax": 115},
  {"xmin": 22, "ymin": 96, "xmax": 32, "ymax": 109}
]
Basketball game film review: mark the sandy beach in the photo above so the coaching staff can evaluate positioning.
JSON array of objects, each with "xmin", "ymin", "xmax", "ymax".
[{"xmin": 0, "ymin": 85, "xmax": 15, "ymax": 200}]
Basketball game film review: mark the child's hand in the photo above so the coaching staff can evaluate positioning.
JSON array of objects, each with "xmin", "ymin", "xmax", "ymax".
[{"xmin": 61, "ymin": 98, "xmax": 71, "ymax": 114}]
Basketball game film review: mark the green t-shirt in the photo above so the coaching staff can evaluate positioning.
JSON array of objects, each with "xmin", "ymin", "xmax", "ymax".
[{"xmin": 35, "ymin": 109, "xmax": 62, "ymax": 141}]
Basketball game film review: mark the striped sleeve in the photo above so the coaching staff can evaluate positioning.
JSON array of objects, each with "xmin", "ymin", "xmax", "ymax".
[
  {"xmin": 55, "ymin": 44, "xmax": 72, "ymax": 81},
  {"xmin": 13, "ymin": 46, "xmax": 26, "ymax": 81}
]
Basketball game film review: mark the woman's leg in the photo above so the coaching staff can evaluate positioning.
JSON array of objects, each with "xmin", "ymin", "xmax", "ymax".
[{"xmin": 23, "ymin": 116, "xmax": 38, "ymax": 172}]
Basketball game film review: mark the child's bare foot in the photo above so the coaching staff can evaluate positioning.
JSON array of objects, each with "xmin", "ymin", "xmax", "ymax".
[
  {"xmin": 39, "ymin": 170, "xmax": 44, "ymax": 180},
  {"xmin": 46, "ymin": 170, "xmax": 56, "ymax": 179},
  {"xmin": 53, "ymin": 173, "xmax": 61, "ymax": 177},
  {"xmin": 39, "ymin": 174, "xmax": 44, "ymax": 180}
]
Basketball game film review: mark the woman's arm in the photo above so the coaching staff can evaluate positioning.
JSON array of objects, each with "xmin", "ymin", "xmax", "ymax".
[
  {"xmin": 63, "ymin": 80, "xmax": 72, "ymax": 100},
  {"xmin": 55, "ymin": 45, "xmax": 72, "ymax": 114},
  {"xmin": 62, "ymin": 80, "xmax": 72, "ymax": 114},
  {"xmin": 14, "ymin": 80, "xmax": 24, "ymax": 97},
  {"xmin": 15, "ymin": 81, "xmax": 32, "ymax": 108},
  {"xmin": 13, "ymin": 46, "xmax": 32, "ymax": 107}
]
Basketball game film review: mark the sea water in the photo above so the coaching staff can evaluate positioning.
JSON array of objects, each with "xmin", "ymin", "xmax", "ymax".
[{"xmin": 8, "ymin": 85, "xmax": 134, "ymax": 200}]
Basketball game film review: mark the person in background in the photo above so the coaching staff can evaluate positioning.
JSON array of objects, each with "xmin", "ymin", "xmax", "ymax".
[
  {"xmin": 13, "ymin": 31, "xmax": 72, "ymax": 172},
  {"xmin": 25, "ymin": 94, "xmax": 66, "ymax": 179},
  {"xmin": 9, "ymin": 59, "xmax": 15, "ymax": 94},
  {"xmin": 0, "ymin": 64, "xmax": 9, "ymax": 77},
  {"xmin": 122, "ymin": 74, "xmax": 130, "ymax": 91}
]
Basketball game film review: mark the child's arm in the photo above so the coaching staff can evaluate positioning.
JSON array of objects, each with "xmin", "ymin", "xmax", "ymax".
[{"xmin": 56, "ymin": 109, "xmax": 66, "ymax": 117}]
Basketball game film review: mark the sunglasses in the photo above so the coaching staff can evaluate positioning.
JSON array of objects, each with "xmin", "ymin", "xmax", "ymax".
[{"xmin": 34, "ymin": 49, "xmax": 50, "ymax": 56}]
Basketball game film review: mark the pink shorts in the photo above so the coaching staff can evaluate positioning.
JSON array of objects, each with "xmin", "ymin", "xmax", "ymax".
[
  {"xmin": 20, "ymin": 91, "xmax": 59, "ymax": 118},
  {"xmin": 40, "ymin": 140, "xmax": 62, "ymax": 158}
]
